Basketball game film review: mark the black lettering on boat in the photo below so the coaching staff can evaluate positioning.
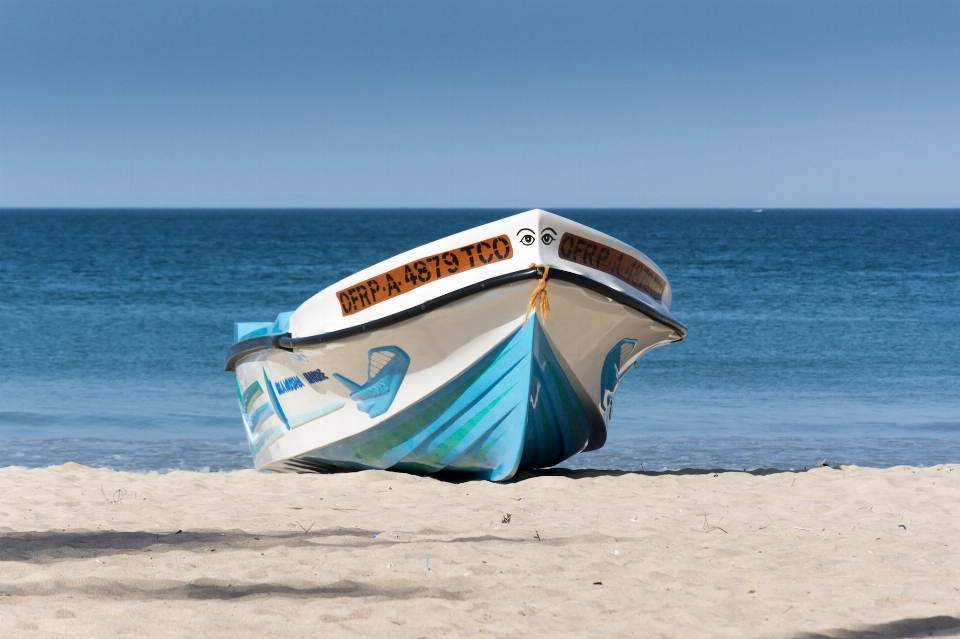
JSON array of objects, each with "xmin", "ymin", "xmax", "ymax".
[
  {"xmin": 385, "ymin": 273, "xmax": 402, "ymax": 296},
  {"xmin": 460, "ymin": 244, "xmax": 476, "ymax": 267},
  {"xmin": 414, "ymin": 260, "xmax": 431, "ymax": 282},
  {"xmin": 367, "ymin": 279, "xmax": 380, "ymax": 303},
  {"xmin": 403, "ymin": 264, "xmax": 419, "ymax": 287},
  {"xmin": 336, "ymin": 235, "xmax": 513, "ymax": 316},
  {"xmin": 338, "ymin": 291, "xmax": 353, "ymax": 314},
  {"xmin": 492, "ymin": 237, "xmax": 511, "ymax": 260},
  {"xmin": 610, "ymin": 253, "xmax": 624, "ymax": 277},
  {"xmin": 573, "ymin": 238, "xmax": 587, "ymax": 260},
  {"xmin": 442, "ymin": 251, "xmax": 459, "ymax": 272},
  {"xmin": 356, "ymin": 284, "xmax": 372, "ymax": 308},
  {"xmin": 476, "ymin": 241, "xmax": 492, "ymax": 264},
  {"xmin": 583, "ymin": 242, "xmax": 598, "ymax": 267},
  {"xmin": 427, "ymin": 255, "xmax": 441, "ymax": 279},
  {"xmin": 557, "ymin": 232, "xmax": 666, "ymax": 302}
]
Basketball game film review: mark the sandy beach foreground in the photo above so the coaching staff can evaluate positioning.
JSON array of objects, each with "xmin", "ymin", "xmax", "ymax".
[{"xmin": 1, "ymin": 464, "xmax": 958, "ymax": 638}]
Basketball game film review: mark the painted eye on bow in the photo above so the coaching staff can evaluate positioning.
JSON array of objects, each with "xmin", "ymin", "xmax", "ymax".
[
  {"xmin": 516, "ymin": 228, "xmax": 537, "ymax": 246},
  {"xmin": 541, "ymin": 228, "xmax": 557, "ymax": 245}
]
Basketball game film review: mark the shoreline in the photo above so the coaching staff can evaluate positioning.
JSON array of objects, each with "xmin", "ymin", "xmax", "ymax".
[
  {"xmin": 2, "ymin": 463, "xmax": 958, "ymax": 638},
  {"xmin": 5, "ymin": 433, "xmax": 960, "ymax": 475}
]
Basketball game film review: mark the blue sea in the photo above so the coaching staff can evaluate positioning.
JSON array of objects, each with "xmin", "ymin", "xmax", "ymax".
[{"xmin": 1, "ymin": 209, "xmax": 958, "ymax": 472}]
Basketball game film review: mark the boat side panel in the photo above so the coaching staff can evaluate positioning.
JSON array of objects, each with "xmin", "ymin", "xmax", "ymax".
[
  {"xmin": 237, "ymin": 280, "xmax": 677, "ymax": 476},
  {"xmin": 283, "ymin": 315, "xmax": 602, "ymax": 480},
  {"xmin": 518, "ymin": 318, "xmax": 596, "ymax": 469},
  {"xmin": 540, "ymin": 281, "xmax": 678, "ymax": 417},
  {"xmin": 295, "ymin": 323, "xmax": 534, "ymax": 481},
  {"xmin": 238, "ymin": 283, "xmax": 535, "ymax": 469},
  {"xmin": 290, "ymin": 209, "xmax": 677, "ymax": 339}
]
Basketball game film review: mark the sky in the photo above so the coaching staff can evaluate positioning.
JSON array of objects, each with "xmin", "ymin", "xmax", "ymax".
[{"xmin": 1, "ymin": 0, "xmax": 958, "ymax": 208}]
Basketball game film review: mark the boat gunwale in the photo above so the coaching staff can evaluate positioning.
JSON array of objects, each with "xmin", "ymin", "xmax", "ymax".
[{"xmin": 224, "ymin": 266, "xmax": 687, "ymax": 372}]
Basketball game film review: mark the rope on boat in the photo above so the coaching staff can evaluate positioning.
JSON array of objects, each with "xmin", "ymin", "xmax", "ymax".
[{"xmin": 525, "ymin": 263, "xmax": 550, "ymax": 322}]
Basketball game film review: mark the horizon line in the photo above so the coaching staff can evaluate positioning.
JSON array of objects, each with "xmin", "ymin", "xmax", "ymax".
[{"xmin": 2, "ymin": 206, "xmax": 960, "ymax": 212}]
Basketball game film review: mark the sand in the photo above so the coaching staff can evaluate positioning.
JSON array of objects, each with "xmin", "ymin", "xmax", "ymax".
[{"xmin": 1, "ymin": 463, "xmax": 958, "ymax": 638}]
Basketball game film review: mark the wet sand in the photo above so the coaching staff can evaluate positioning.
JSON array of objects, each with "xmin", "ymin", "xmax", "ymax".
[{"xmin": 1, "ymin": 463, "xmax": 958, "ymax": 638}]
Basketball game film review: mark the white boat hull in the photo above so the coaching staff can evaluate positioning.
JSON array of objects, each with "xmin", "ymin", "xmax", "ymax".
[{"xmin": 227, "ymin": 210, "xmax": 685, "ymax": 481}]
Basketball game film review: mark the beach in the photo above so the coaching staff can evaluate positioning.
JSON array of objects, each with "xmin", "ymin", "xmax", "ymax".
[{"xmin": 1, "ymin": 464, "xmax": 958, "ymax": 638}]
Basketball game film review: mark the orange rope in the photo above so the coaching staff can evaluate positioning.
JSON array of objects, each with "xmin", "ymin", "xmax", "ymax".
[{"xmin": 525, "ymin": 263, "xmax": 550, "ymax": 322}]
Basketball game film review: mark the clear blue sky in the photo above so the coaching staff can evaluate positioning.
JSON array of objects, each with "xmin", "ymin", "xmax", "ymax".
[{"xmin": 1, "ymin": 0, "xmax": 958, "ymax": 208}]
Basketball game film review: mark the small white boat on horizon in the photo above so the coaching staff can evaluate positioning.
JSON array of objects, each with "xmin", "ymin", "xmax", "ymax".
[{"xmin": 225, "ymin": 209, "xmax": 686, "ymax": 480}]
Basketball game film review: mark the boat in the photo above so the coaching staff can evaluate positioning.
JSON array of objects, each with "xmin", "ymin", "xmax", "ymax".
[{"xmin": 225, "ymin": 209, "xmax": 687, "ymax": 480}]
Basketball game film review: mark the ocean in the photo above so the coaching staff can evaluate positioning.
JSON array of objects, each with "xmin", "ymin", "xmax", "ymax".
[{"xmin": 1, "ymin": 209, "xmax": 958, "ymax": 472}]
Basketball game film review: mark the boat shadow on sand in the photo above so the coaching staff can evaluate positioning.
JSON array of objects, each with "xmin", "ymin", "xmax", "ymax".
[
  {"xmin": 0, "ymin": 529, "xmax": 377, "ymax": 562},
  {"xmin": 488, "ymin": 466, "xmax": 804, "ymax": 483},
  {"xmin": 2, "ymin": 530, "xmax": 958, "ymax": 639},
  {"xmin": 0, "ymin": 526, "xmax": 551, "ymax": 566},
  {"xmin": 789, "ymin": 615, "xmax": 960, "ymax": 639}
]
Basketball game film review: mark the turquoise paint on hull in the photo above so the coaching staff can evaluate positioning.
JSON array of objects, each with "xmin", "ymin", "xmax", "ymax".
[
  {"xmin": 236, "ymin": 384, "xmax": 282, "ymax": 459},
  {"xmin": 234, "ymin": 311, "xmax": 294, "ymax": 343},
  {"xmin": 294, "ymin": 316, "xmax": 604, "ymax": 481},
  {"xmin": 333, "ymin": 346, "xmax": 410, "ymax": 418},
  {"xmin": 263, "ymin": 368, "xmax": 290, "ymax": 428},
  {"xmin": 287, "ymin": 401, "xmax": 346, "ymax": 429},
  {"xmin": 600, "ymin": 338, "xmax": 638, "ymax": 421},
  {"xmin": 519, "ymin": 320, "xmax": 599, "ymax": 469},
  {"xmin": 248, "ymin": 425, "xmax": 285, "ymax": 459},
  {"xmin": 249, "ymin": 402, "xmax": 275, "ymax": 430}
]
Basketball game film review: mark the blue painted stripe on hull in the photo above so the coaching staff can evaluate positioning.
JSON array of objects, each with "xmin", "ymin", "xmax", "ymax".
[
  {"xmin": 249, "ymin": 425, "xmax": 285, "ymax": 460},
  {"xmin": 519, "ymin": 322, "xmax": 595, "ymax": 470},
  {"xmin": 262, "ymin": 368, "xmax": 290, "ymax": 428},
  {"xmin": 249, "ymin": 402, "xmax": 275, "ymax": 430},
  {"xmin": 293, "ymin": 316, "xmax": 602, "ymax": 480}
]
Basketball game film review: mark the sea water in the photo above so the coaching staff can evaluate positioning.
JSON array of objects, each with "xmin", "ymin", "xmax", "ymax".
[{"xmin": 1, "ymin": 209, "xmax": 958, "ymax": 472}]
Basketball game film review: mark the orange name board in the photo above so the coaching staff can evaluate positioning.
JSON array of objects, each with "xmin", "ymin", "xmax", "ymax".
[
  {"xmin": 337, "ymin": 235, "xmax": 514, "ymax": 316},
  {"xmin": 557, "ymin": 232, "xmax": 666, "ymax": 301}
]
